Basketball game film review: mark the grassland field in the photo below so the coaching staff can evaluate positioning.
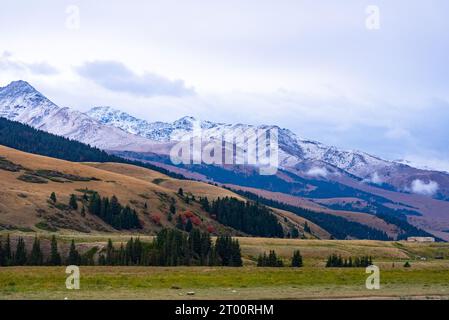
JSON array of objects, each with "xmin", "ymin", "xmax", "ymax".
[{"xmin": 1, "ymin": 232, "xmax": 448, "ymax": 300}]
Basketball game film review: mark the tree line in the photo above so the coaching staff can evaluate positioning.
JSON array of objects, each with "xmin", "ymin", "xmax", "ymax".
[
  {"xmin": 200, "ymin": 196, "xmax": 284, "ymax": 238},
  {"xmin": 325, "ymin": 254, "xmax": 373, "ymax": 268},
  {"xmin": 0, "ymin": 235, "xmax": 81, "ymax": 266},
  {"xmin": 0, "ymin": 229, "xmax": 242, "ymax": 267},
  {"xmin": 98, "ymin": 229, "xmax": 242, "ymax": 267}
]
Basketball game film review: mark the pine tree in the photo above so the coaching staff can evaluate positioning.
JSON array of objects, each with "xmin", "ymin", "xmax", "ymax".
[
  {"xmin": 69, "ymin": 194, "xmax": 78, "ymax": 210},
  {"xmin": 230, "ymin": 239, "xmax": 243, "ymax": 267},
  {"xmin": 304, "ymin": 222, "xmax": 311, "ymax": 234},
  {"xmin": 28, "ymin": 236, "xmax": 43, "ymax": 265},
  {"xmin": 169, "ymin": 203, "xmax": 176, "ymax": 215},
  {"xmin": 176, "ymin": 215, "xmax": 184, "ymax": 230},
  {"xmin": 106, "ymin": 239, "xmax": 115, "ymax": 265},
  {"xmin": 50, "ymin": 192, "xmax": 57, "ymax": 203},
  {"xmin": 291, "ymin": 228, "xmax": 300, "ymax": 238},
  {"xmin": 3, "ymin": 234, "xmax": 12, "ymax": 266},
  {"xmin": 67, "ymin": 240, "xmax": 81, "ymax": 265},
  {"xmin": 291, "ymin": 250, "xmax": 303, "ymax": 267},
  {"xmin": 14, "ymin": 237, "xmax": 27, "ymax": 266},
  {"xmin": 185, "ymin": 219, "xmax": 193, "ymax": 232},
  {"xmin": 48, "ymin": 235, "xmax": 61, "ymax": 266},
  {"xmin": 0, "ymin": 238, "xmax": 3, "ymax": 266},
  {"xmin": 178, "ymin": 188, "xmax": 184, "ymax": 196}
]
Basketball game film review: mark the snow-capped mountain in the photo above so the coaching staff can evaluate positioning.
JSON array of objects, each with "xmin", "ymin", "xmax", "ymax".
[
  {"xmin": 0, "ymin": 81, "xmax": 157, "ymax": 150},
  {"xmin": 87, "ymin": 106, "xmax": 395, "ymax": 179},
  {"xmin": 2, "ymin": 80, "xmax": 448, "ymax": 196}
]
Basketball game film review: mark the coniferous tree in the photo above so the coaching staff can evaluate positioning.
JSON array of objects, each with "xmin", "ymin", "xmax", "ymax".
[
  {"xmin": 48, "ymin": 235, "xmax": 61, "ymax": 266},
  {"xmin": 67, "ymin": 240, "xmax": 81, "ymax": 265},
  {"xmin": 0, "ymin": 238, "xmax": 4, "ymax": 266},
  {"xmin": 105, "ymin": 239, "xmax": 115, "ymax": 265},
  {"xmin": 230, "ymin": 239, "xmax": 243, "ymax": 267},
  {"xmin": 185, "ymin": 219, "xmax": 193, "ymax": 232},
  {"xmin": 291, "ymin": 228, "xmax": 300, "ymax": 238},
  {"xmin": 257, "ymin": 250, "xmax": 283, "ymax": 267},
  {"xmin": 3, "ymin": 234, "xmax": 12, "ymax": 266},
  {"xmin": 50, "ymin": 192, "xmax": 57, "ymax": 203},
  {"xmin": 28, "ymin": 236, "xmax": 43, "ymax": 265},
  {"xmin": 303, "ymin": 222, "xmax": 311, "ymax": 234},
  {"xmin": 14, "ymin": 237, "xmax": 27, "ymax": 266},
  {"xmin": 178, "ymin": 188, "xmax": 184, "ymax": 196},
  {"xmin": 69, "ymin": 194, "xmax": 78, "ymax": 210},
  {"xmin": 175, "ymin": 215, "xmax": 184, "ymax": 230},
  {"xmin": 291, "ymin": 250, "xmax": 303, "ymax": 267}
]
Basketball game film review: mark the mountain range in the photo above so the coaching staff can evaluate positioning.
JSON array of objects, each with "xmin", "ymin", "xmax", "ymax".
[{"xmin": 1, "ymin": 80, "xmax": 449, "ymax": 239}]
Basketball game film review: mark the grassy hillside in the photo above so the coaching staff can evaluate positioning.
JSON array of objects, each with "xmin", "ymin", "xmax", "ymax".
[
  {"xmin": 0, "ymin": 145, "xmax": 239, "ymax": 235},
  {"xmin": 0, "ymin": 145, "xmax": 321, "ymax": 238}
]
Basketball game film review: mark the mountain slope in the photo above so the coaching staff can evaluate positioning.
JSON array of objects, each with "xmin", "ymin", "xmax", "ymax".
[{"xmin": 1, "ymin": 144, "xmax": 304, "ymax": 236}]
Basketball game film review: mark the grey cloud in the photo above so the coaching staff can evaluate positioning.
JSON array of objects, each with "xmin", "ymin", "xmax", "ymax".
[
  {"xmin": 76, "ymin": 60, "xmax": 195, "ymax": 97},
  {"xmin": 0, "ymin": 51, "xmax": 58, "ymax": 75}
]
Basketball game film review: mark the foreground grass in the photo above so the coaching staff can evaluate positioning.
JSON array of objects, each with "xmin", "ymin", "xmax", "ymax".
[
  {"xmin": 1, "ymin": 264, "xmax": 448, "ymax": 300},
  {"xmin": 1, "ymin": 233, "xmax": 448, "ymax": 299}
]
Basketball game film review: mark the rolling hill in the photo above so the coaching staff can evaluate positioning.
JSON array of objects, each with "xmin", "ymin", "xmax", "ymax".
[{"xmin": 0, "ymin": 144, "xmax": 331, "ymax": 238}]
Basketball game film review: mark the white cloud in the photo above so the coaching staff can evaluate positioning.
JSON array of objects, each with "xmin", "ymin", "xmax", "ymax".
[
  {"xmin": 410, "ymin": 179, "xmax": 439, "ymax": 196},
  {"xmin": 306, "ymin": 167, "xmax": 328, "ymax": 178},
  {"xmin": 363, "ymin": 172, "xmax": 384, "ymax": 185}
]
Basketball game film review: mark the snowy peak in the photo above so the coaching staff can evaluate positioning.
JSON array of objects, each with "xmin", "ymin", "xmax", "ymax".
[
  {"xmin": 0, "ymin": 80, "xmax": 59, "ymax": 126},
  {"xmin": 0, "ymin": 81, "xmax": 156, "ymax": 151},
  {"xmin": 86, "ymin": 106, "xmax": 393, "ymax": 178}
]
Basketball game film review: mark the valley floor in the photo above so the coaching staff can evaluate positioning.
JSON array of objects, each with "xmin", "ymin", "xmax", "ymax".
[
  {"xmin": 0, "ymin": 235, "xmax": 448, "ymax": 300},
  {"xmin": 0, "ymin": 265, "xmax": 448, "ymax": 300}
]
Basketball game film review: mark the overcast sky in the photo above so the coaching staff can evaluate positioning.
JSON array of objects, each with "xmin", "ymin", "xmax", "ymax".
[{"xmin": 1, "ymin": 0, "xmax": 448, "ymax": 170}]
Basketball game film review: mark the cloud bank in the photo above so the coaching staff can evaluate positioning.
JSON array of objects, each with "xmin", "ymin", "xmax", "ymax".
[{"xmin": 76, "ymin": 61, "xmax": 195, "ymax": 97}]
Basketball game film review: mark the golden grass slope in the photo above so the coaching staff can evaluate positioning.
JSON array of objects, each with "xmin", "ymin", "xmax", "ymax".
[
  {"xmin": 0, "ymin": 145, "xmax": 236, "ymax": 234},
  {"xmin": 0, "ymin": 145, "xmax": 322, "ymax": 237}
]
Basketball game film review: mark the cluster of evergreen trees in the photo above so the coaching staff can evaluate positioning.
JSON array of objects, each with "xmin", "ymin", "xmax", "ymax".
[
  {"xmin": 230, "ymin": 189, "xmax": 392, "ymax": 241},
  {"xmin": 200, "ymin": 197, "xmax": 284, "ymax": 238},
  {"xmin": 98, "ymin": 229, "xmax": 242, "ymax": 267},
  {"xmin": 0, "ymin": 230, "xmax": 243, "ymax": 267},
  {"xmin": 257, "ymin": 250, "xmax": 284, "ymax": 267},
  {"xmin": 257, "ymin": 250, "xmax": 303, "ymax": 267},
  {"xmin": 325, "ymin": 254, "xmax": 373, "ymax": 268},
  {"xmin": 87, "ymin": 193, "xmax": 141, "ymax": 230},
  {"xmin": 0, "ymin": 235, "xmax": 81, "ymax": 266}
]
